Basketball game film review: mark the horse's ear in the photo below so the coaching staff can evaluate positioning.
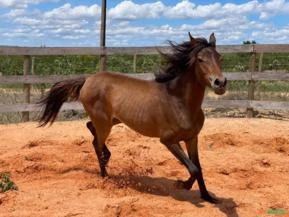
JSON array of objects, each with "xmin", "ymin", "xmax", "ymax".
[
  {"xmin": 209, "ymin": 32, "xmax": 216, "ymax": 47},
  {"xmin": 188, "ymin": 32, "xmax": 197, "ymax": 45}
]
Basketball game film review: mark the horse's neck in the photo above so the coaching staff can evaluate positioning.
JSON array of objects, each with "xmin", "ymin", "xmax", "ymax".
[
  {"xmin": 173, "ymin": 71, "xmax": 205, "ymax": 110},
  {"xmin": 189, "ymin": 80, "xmax": 205, "ymax": 106}
]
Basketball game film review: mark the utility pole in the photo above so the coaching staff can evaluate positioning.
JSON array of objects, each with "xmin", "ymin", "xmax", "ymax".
[{"xmin": 99, "ymin": 0, "xmax": 107, "ymax": 72}]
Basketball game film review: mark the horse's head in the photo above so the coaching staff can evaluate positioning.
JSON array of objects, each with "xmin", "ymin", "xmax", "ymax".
[{"xmin": 190, "ymin": 32, "xmax": 227, "ymax": 95}]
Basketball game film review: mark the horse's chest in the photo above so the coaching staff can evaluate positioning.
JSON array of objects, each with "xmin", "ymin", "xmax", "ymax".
[{"xmin": 162, "ymin": 109, "xmax": 204, "ymax": 142}]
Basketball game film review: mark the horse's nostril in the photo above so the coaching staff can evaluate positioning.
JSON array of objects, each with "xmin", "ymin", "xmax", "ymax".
[
  {"xmin": 214, "ymin": 79, "xmax": 220, "ymax": 86},
  {"xmin": 214, "ymin": 78, "xmax": 227, "ymax": 88}
]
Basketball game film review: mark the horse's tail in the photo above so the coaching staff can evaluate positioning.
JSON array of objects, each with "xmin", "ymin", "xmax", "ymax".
[{"xmin": 38, "ymin": 77, "xmax": 86, "ymax": 127}]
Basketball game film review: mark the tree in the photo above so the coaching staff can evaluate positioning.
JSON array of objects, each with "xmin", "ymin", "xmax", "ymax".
[{"xmin": 243, "ymin": 40, "xmax": 257, "ymax": 44}]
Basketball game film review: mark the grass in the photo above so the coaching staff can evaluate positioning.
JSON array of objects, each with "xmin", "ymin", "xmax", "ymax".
[{"xmin": 0, "ymin": 173, "xmax": 18, "ymax": 193}]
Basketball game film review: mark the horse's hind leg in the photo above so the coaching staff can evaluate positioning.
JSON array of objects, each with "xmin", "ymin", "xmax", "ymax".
[{"xmin": 86, "ymin": 121, "xmax": 111, "ymax": 177}]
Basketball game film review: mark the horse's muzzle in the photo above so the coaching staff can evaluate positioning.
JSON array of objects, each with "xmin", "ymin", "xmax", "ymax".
[{"xmin": 212, "ymin": 77, "xmax": 227, "ymax": 95}]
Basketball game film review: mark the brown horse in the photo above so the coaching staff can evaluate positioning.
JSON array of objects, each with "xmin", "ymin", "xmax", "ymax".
[{"xmin": 39, "ymin": 33, "xmax": 227, "ymax": 203}]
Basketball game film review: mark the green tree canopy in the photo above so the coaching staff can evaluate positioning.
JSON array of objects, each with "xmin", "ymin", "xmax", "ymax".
[{"xmin": 243, "ymin": 40, "xmax": 257, "ymax": 44}]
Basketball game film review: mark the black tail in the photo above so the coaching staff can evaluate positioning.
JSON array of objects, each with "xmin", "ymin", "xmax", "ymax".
[{"xmin": 38, "ymin": 77, "xmax": 86, "ymax": 127}]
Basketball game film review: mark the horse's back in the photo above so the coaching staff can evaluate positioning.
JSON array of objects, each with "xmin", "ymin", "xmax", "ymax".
[
  {"xmin": 80, "ymin": 72, "xmax": 155, "ymax": 100},
  {"xmin": 79, "ymin": 71, "xmax": 156, "ymax": 109}
]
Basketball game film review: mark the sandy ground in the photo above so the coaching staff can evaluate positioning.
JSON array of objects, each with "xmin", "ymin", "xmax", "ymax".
[{"xmin": 0, "ymin": 118, "xmax": 288, "ymax": 217}]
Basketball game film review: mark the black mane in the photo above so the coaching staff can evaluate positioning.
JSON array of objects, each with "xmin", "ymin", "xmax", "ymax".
[{"xmin": 155, "ymin": 38, "xmax": 212, "ymax": 83}]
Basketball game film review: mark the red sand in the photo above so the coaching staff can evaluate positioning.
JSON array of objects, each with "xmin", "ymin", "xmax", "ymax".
[{"xmin": 0, "ymin": 118, "xmax": 289, "ymax": 217}]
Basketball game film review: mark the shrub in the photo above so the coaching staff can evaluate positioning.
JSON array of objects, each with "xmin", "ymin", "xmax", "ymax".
[{"xmin": 0, "ymin": 173, "xmax": 18, "ymax": 192}]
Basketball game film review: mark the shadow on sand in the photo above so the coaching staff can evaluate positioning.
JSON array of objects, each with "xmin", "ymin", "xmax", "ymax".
[{"xmin": 108, "ymin": 174, "xmax": 239, "ymax": 217}]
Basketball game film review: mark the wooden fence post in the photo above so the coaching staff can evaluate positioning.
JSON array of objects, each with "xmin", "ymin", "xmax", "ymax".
[
  {"xmin": 247, "ymin": 46, "xmax": 257, "ymax": 117},
  {"xmin": 133, "ymin": 54, "xmax": 137, "ymax": 73},
  {"xmin": 99, "ymin": 0, "xmax": 107, "ymax": 72},
  {"xmin": 22, "ymin": 55, "xmax": 32, "ymax": 121},
  {"xmin": 100, "ymin": 50, "xmax": 106, "ymax": 72},
  {"xmin": 258, "ymin": 52, "xmax": 264, "ymax": 73}
]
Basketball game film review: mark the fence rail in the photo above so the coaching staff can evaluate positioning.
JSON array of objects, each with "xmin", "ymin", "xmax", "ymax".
[
  {"xmin": 1, "ymin": 72, "xmax": 289, "ymax": 84},
  {"xmin": 0, "ymin": 45, "xmax": 252, "ymax": 55},
  {"xmin": 1, "ymin": 44, "xmax": 289, "ymax": 121},
  {"xmin": 1, "ymin": 100, "xmax": 289, "ymax": 114},
  {"xmin": 2, "ymin": 44, "xmax": 289, "ymax": 56}
]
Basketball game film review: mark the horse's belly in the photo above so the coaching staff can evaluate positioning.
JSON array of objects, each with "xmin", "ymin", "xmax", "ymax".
[
  {"xmin": 128, "ymin": 124, "xmax": 159, "ymax": 138},
  {"xmin": 115, "ymin": 116, "xmax": 160, "ymax": 138}
]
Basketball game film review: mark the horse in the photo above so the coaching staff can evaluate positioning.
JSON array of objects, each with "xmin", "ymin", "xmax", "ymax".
[{"xmin": 38, "ymin": 32, "xmax": 227, "ymax": 203}]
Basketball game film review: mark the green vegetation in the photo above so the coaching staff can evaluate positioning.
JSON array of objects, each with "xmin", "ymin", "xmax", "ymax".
[
  {"xmin": 0, "ymin": 173, "xmax": 18, "ymax": 192},
  {"xmin": 0, "ymin": 56, "xmax": 23, "ymax": 75},
  {"xmin": 1, "ymin": 52, "xmax": 289, "ymax": 75},
  {"xmin": 221, "ymin": 53, "xmax": 251, "ymax": 72}
]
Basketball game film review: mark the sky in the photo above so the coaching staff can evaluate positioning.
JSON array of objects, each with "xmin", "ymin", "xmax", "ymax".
[{"xmin": 0, "ymin": 0, "xmax": 289, "ymax": 47}]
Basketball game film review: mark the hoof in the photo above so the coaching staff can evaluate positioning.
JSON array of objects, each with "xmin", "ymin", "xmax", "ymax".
[
  {"xmin": 201, "ymin": 194, "xmax": 220, "ymax": 204},
  {"xmin": 100, "ymin": 169, "xmax": 108, "ymax": 178}
]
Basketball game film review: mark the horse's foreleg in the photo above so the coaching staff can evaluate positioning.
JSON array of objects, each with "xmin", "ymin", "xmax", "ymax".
[
  {"xmin": 161, "ymin": 141, "xmax": 199, "ymax": 190},
  {"xmin": 86, "ymin": 121, "xmax": 111, "ymax": 177},
  {"xmin": 185, "ymin": 137, "xmax": 218, "ymax": 203}
]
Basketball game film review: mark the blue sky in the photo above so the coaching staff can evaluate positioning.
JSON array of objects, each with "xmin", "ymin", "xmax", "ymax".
[{"xmin": 0, "ymin": 0, "xmax": 289, "ymax": 47}]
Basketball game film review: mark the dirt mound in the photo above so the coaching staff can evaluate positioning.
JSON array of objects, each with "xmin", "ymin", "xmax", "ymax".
[
  {"xmin": 205, "ymin": 133, "xmax": 289, "ymax": 155},
  {"xmin": 0, "ymin": 119, "xmax": 289, "ymax": 217},
  {"xmin": 254, "ymin": 137, "xmax": 289, "ymax": 154},
  {"xmin": 205, "ymin": 133, "xmax": 244, "ymax": 148}
]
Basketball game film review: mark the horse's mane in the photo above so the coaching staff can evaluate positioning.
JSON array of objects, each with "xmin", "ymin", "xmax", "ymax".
[{"xmin": 155, "ymin": 38, "xmax": 212, "ymax": 83}]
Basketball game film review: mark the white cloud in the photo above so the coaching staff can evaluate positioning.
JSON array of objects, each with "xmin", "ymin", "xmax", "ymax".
[
  {"xmin": 0, "ymin": 0, "xmax": 15, "ymax": 8},
  {"xmin": 163, "ymin": 1, "xmax": 197, "ymax": 18},
  {"xmin": 199, "ymin": 16, "xmax": 256, "ymax": 31},
  {"xmin": 44, "ymin": 3, "xmax": 100, "ymax": 20},
  {"xmin": 258, "ymin": 0, "xmax": 289, "ymax": 19},
  {"xmin": 14, "ymin": 17, "xmax": 41, "ymax": 25},
  {"xmin": 1, "ymin": 0, "xmax": 289, "ymax": 46},
  {"xmin": 2, "ymin": 3, "xmax": 101, "ymax": 45},
  {"xmin": 108, "ymin": 0, "xmax": 166, "ymax": 20},
  {"xmin": 222, "ymin": 1, "xmax": 258, "ymax": 14},
  {"xmin": 0, "ymin": 0, "xmax": 59, "ymax": 9},
  {"xmin": 192, "ymin": 3, "xmax": 222, "ymax": 18},
  {"xmin": 107, "ymin": 0, "xmax": 289, "ymax": 21},
  {"xmin": 5, "ymin": 9, "xmax": 26, "ymax": 17},
  {"xmin": 164, "ymin": 0, "xmax": 260, "ymax": 19},
  {"xmin": 252, "ymin": 25, "xmax": 289, "ymax": 42},
  {"xmin": 2, "ymin": 27, "xmax": 44, "ymax": 39}
]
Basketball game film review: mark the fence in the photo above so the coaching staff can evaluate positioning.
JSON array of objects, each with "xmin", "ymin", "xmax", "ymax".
[{"xmin": 0, "ymin": 44, "xmax": 289, "ymax": 121}]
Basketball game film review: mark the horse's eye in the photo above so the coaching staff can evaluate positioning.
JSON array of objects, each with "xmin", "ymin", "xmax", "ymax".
[{"xmin": 198, "ymin": 58, "xmax": 204, "ymax": 63}]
